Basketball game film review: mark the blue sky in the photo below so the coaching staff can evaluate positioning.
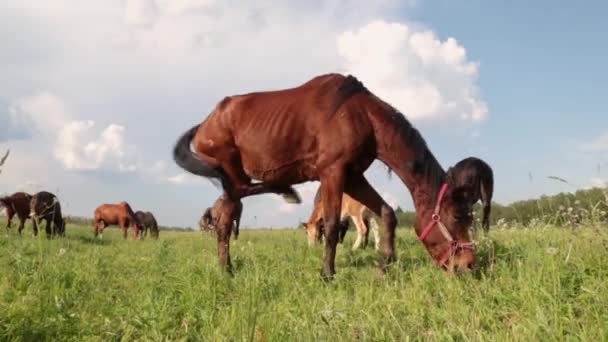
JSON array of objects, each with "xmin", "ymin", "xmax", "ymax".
[{"xmin": 1, "ymin": 0, "xmax": 606, "ymax": 228}]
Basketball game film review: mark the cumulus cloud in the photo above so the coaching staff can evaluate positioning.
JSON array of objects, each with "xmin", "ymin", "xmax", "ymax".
[
  {"xmin": 5, "ymin": 93, "xmax": 137, "ymax": 172},
  {"xmin": 580, "ymin": 132, "xmax": 608, "ymax": 153},
  {"xmin": 124, "ymin": 0, "xmax": 159, "ymax": 28},
  {"xmin": 337, "ymin": 20, "xmax": 488, "ymax": 122},
  {"xmin": 54, "ymin": 121, "xmax": 136, "ymax": 171},
  {"xmin": 587, "ymin": 178, "xmax": 607, "ymax": 189}
]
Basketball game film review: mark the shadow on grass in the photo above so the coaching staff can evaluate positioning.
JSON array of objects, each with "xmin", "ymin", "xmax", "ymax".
[{"xmin": 69, "ymin": 235, "xmax": 112, "ymax": 246}]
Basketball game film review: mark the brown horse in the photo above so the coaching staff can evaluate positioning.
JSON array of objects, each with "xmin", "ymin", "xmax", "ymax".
[
  {"xmin": 0, "ymin": 192, "xmax": 32, "ymax": 235},
  {"xmin": 93, "ymin": 202, "xmax": 141, "ymax": 239},
  {"xmin": 302, "ymin": 189, "xmax": 381, "ymax": 251},
  {"xmin": 173, "ymin": 73, "xmax": 476, "ymax": 279},
  {"xmin": 30, "ymin": 191, "xmax": 66, "ymax": 238},
  {"xmin": 447, "ymin": 157, "xmax": 494, "ymax": 232},
  {"xmin": 199, "ymin": 195, "xmax": 243, "ymax": 240}
]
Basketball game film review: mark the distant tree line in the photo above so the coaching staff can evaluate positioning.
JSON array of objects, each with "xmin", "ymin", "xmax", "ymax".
[{"xmin": 395, "ymin": 187, "xmax": 608, "ymax": 229}]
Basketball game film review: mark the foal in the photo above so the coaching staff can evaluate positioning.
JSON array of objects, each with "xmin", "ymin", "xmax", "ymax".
[
  {"xmin": 302, "ymin": 191, "xmax": 380, "ymax": 251},
  {"xmin": 447, "ymin": 157, "xmax": 494, "ymax": 231}
]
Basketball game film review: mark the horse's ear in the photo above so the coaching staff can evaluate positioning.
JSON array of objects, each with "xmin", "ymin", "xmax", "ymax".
[{"xmin": 446, "ymin": 167, "xmax": 455, "ymax": 183}]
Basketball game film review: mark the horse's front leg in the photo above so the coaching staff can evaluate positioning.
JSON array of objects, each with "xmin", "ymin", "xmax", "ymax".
[{"xmin": 319, "ymin": 167, "xmax": 345, "ymax": 281}]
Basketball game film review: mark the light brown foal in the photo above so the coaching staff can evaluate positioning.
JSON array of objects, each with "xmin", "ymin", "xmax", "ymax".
[{"xmin": 302, "ymin": 192, "xmax": 381, "ymax": 251}]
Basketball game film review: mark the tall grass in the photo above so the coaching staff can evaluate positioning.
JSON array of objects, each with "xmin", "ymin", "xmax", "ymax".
[{"xmin": 0, "ymin": 223, "xmax": 607, "ymax": 340}]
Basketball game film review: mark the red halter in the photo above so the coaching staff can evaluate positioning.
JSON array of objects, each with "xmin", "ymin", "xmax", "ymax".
[{"xmin": 417, "ymin": 183, "xmax": 474, "ymax": 267}]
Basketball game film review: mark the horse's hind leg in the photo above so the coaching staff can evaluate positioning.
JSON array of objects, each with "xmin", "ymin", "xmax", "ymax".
[
  {"xmin": 351, "ymin": 215, "xmax": 367, "ymax": 250},
  {"xmin": 44, "ymin": 219, "xmax": 52, "ymax": 238},
  {"xmin": 18, "ymin": 219, "xmax": 26, "ymax": 236},
  {"xmin": 219, "ymin": 156, "xmax": 301, "ymax": 204},
  {"xmin": 32, "ymin": 218, "xmax": 38, "ymax": 237},
  {"xmin": 344, "ymin": 174, "xmax": 396, "ymax": 272}
]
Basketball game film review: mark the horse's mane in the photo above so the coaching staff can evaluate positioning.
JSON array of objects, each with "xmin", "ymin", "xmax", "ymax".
[{"xmin": 340, "ymin": 74, "xmax": 445, "ymax": 193}]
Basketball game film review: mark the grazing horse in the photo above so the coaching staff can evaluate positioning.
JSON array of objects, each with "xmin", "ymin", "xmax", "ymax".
[
  {"xmin": 134, "ymin": 211, "xmax": 160, "ymax": 239},
  {"xmin": 30, "ymin": 191, "xmax": 66, "ymax": 238},
  {"xmin": 173, "ymin": 73, "xmax": 476, "ymax": 279},
  {"xmin": 302, "ymin": 189, "xmax": 381, "ymax": 251},
  {"xmin": 0, "ymin": 192, "xmax": 32, "ymax": 235},
  {"xmin": 93, "ymin": 202, "xmax": 141, "ymax": 239},
  {"xmin": 199, "ymin": 195, "xmax": 243, "ymax": 240},
  {"xmin": 447, "ymin": 157, "xmax": 494, "ymax": 232}
]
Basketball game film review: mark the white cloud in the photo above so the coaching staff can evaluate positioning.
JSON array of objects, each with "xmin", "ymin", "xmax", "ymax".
[
  {"xmin": 337, "ymin": 20, "xmax": 488, "ymax": 122},
  {"xmin": 587, "ymin": 178, "xmax": 606, "ymax": 189},
  {"xmin": 54, "ymin": 121, "xmax": 135, "ymax": 171},
  {"xmin": 580, "ymin": 132, "xmax": 608, "ymax": 153},
  {"xmin": 8, "ymin": 93, "xmax": 69, "ymax": 137},
  {"xmin": 124, "ymin": 0, "xmax": 159, "ymax": 28},
  {"xmin": 6, "ymin": 93, "xmax": 138, "ymax": 172}
]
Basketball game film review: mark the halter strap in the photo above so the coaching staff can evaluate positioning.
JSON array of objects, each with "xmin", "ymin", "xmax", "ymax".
[
  {"xmin": 417, "ymin": 183, "xmax": 474, "ymax": 267},
  {"xmin": 418, "ymin": 183, "xmax": 450, "ymax": 241}
]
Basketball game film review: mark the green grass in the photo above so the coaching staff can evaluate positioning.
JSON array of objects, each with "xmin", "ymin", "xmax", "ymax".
[{"xmin": 0, "ymin": 223, "xmax": 607, "ymax": 341}]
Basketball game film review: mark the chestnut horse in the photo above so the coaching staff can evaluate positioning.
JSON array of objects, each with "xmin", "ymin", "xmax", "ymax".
[
  {"xmin": 134, "ymin": 211, "xmax": 160, "ymax": 239},
  {"xmin": 0, "ymin": 192, "xmax": 32, "ymax": 235},
  {"xmin": 30, "ymin": 191, "xmax": 66, "ymax": 238},
  {"xmin": 447, "ymin": 157, "xmax": 494, "ymax": 232},
  {"xmin": 302, "ymin": 189, "xmax": 381, "ymax": 251},
  {"xmin": 199, "ymin": 195, "xmax": 243, "ymax": 240},
  {"xmin": 173, "ymin": 73, "xmax": 475, "ymax": 279},
  {"xmin": 93, "ymin": 202, "xmax": 141, "ymax": 239}
]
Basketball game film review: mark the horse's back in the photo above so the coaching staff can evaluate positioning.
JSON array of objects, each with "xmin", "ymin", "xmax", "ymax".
[{"xmin": 196, "ymin": 73, "xmax": 374, "ymax": 183}]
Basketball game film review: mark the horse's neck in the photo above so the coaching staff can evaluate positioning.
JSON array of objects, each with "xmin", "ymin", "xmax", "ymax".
[{"xmin": 375, "ymin": 114, "xmax": 445, "ymax": 214}]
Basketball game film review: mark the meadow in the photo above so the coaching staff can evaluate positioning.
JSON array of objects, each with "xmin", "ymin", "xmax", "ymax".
[{"xmin": 0, "ymin": 223, "xmax": 607, "ymax": 341}]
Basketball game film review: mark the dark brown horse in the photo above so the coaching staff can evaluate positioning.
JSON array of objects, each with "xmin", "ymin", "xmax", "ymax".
[
  {"xmin": 199, "ymin": 195, "xmax": 243, "ymax": 240},
  {"xmin": 134, "ymin": 211, "xmax": 159, "ymax": 239},
  {"xmin": 30, "ymin": 191, "xmax": 65, "ymax": 238},
  {"xmin": 447, "ymin": 157, "xmax": 494, "ymax": 232},
  {"xmin": 173, "ymin": 73, "xmax": 476, "ymax": 279},
  {"xmin": 0, "ymin": 192, "xmax": 32, "ymax": 235},
  {"xmin": 93, "ymin": 202, "xmax": 141, "ymax": 239}
]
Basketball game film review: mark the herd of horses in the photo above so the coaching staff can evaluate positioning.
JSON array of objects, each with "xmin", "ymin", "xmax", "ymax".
[
  {"xmin": 175, "ymin": 73, "xmax": 494, "ymax": 279},
  {"xmin": 0, "ymin": 191, "xmax": 159, "ymax": 240},
  {"xmin": 1, "ymin": 73, "xmax": 494, "ymax": 280}
]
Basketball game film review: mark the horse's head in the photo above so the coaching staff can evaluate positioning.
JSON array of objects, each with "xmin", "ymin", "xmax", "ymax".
[
  {"xmin": 199, "ymin": 207, "xmax": 214, "ymax": 231},
  {"xmin": 417, "ymin": 183, "xmax": 475, "ymax": 272},
  {"xmin": 0, "ymin": 196, "xmax": 10, "ymax": 208},
  {"xmin": 300, "ymin": 219, "xmax": 323, "ymax": 246}
]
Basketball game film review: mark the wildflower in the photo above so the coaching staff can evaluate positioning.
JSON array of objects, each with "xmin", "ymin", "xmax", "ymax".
[
  {"xmin": 546, "ymin": 247, "xmax": 558, "ymax": 255},
  {"xmin": 58, "ymin": 248, "xmax": 66, "ymax": 256}
]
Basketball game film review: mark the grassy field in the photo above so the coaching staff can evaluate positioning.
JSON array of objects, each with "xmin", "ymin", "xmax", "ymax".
[{"xmin": 0, "ymin": 223, "xmax": 607, "ymax": 341}]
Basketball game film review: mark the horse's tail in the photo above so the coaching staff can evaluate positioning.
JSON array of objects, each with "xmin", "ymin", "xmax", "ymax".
[
  {"xmin": 480, "ymin": 164, "xmax": 494, "ymax": 232},
  {"xmin": 173, "ymin": 124, "xmax": 226, "ymax": 188}
]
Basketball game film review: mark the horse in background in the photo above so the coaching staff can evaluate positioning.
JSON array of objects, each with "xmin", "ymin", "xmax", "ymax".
[
  {"xmin": 302, "ymin": 189, "xmax": 381, "ymax": 251},
  {"xmin": 93, "ymin": 202, "xmax": 141, "ymax": 239},
  {"xmin": 173, "ymin": 73, "xmax": 476, "ymax": 279},
  {"xmin": 447, "ymin": 157, "xmax": 494, "ymax": 232},
  {"xmin": 134, "ymin": 211, "xmax": 159, "ymax": 239},
  {"xmin": 30, "ymin": 191, "xmax": 65, "ymax": 238},
  {"xmin": 199, "ymin": 195, "xmax": 243, "ymax": 240},
  {"xmin": 0, "ymin": 192, "xmax": 32, "ymax": 235}
]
